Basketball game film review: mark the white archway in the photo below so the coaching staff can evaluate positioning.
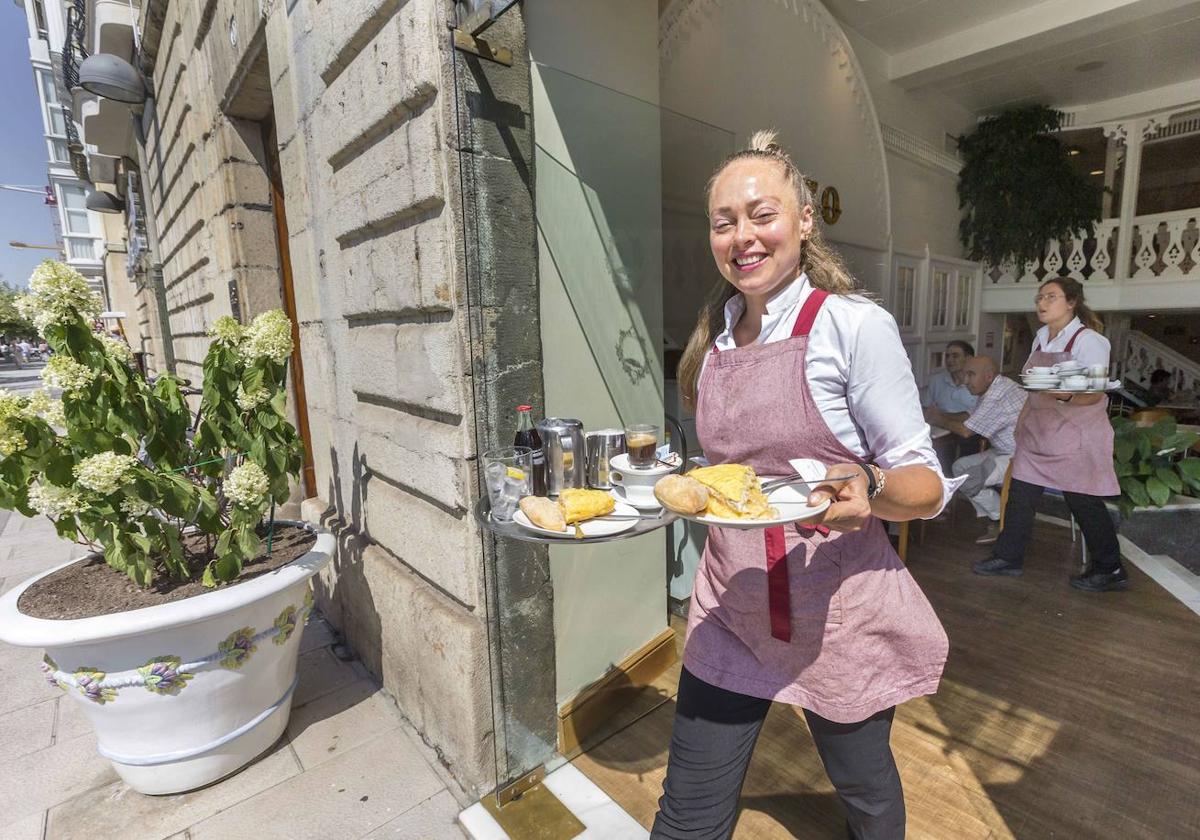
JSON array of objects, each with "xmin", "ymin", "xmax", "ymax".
[{"xmin": 659, "ymin": 0, "xmax": 891, "ymax": 250}]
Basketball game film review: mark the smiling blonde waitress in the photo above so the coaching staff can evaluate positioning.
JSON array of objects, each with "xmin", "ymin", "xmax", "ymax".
[
  {"xmin": 973, "ymin": 277, "xmax": 1126, "ymax": 591},
  {"xmin": 651, "ymin": 132, "xmax": 961, "ymax": 840}
]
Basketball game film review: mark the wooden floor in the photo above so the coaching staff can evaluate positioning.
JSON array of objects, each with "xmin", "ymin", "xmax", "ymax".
[{"xmin": 572, "ymin": 506, "xmax": 1200, "ymax": 839}]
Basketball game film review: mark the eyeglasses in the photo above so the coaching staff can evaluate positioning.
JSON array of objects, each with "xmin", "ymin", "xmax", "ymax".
[{"xmin": 1034, "ymin": 293, "xmax": 1062, "ymax": 304}]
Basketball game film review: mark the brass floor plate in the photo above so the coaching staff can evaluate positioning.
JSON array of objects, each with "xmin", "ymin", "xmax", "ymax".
[{"xmin": 480, "ymin": 783, "xmax": 586, "ymax": 840}]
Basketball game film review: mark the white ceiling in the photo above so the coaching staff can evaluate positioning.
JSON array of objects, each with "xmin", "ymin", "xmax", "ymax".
[
  {"xmin": 823, "ymin": 0, "xmax": 1045, "ymax": 53},
  {"xmin": 823, "ymin": 0, "xmax": 1200, "ymax": 114}
]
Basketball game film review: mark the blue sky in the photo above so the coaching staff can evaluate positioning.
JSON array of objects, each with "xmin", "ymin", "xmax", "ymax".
[{"xmin": 0, "ymin": 4, "xmax": 63, "ymax": 290}]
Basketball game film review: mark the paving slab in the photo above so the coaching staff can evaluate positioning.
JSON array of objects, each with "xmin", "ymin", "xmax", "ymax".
[
  {"xmin": 44, "ymin": 740, "xmax": 302, "ymax": 840},
  {"xmin": 0, "ymin": 809, "xmax": 45, "ymax": 840},
  {"xmin": 187, "ymin": 730, "xmax": 446, "ymax": 840},
  {"xmin": 0, "ymin": 730, "xmax": 119, "ymax": 825},
  {"xmin": 294, "ymin": 645, "xmax": 362, "ymax": 707},
  {"xmin": 0, "ymin": 695, "xmax": 56, "ymax": 760},
  {"xmin": 287, "ymin": 678, "xmax": 401, "ymax": 770},
  {"xmin": 360, "ymin": 790, "xmax": 466, "ymax": 839}
]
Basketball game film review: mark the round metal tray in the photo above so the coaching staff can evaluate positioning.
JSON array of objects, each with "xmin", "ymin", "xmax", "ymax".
[{"xmin": 473, "ymin": 496, "xmax": 679, "ymax": 545}]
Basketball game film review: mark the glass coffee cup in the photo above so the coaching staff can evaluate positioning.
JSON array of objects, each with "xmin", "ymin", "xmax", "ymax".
[{"xmin": 624, "ymin": 423, "xmax": 660, "ymax": 469}]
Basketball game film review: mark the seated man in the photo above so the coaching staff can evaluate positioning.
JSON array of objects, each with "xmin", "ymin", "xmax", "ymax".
[
  {"xmin": 923, "ymin": 341, "xmax": 980, "ymax": 469},
  {"xmin": 922, "ymin": 340, "xmax": 978, "ymax": 423},
  {"xmin": 926, "ymin": 356, "xmax": 1027, "ymax": 544}
]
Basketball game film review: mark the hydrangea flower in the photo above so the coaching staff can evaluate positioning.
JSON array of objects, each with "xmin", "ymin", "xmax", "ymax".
[
  {"xmin": 138, "ymin": 656, "xmax": 192, "ymax": 696},
  {"xmin": 21, "ymin": 389, "xmax": 66, "ymax": 428},
  {"xmin": 241, "ymin": 310, "xmax": 293, "ymax": 364},
  {"xmin": 29, "ymin": 482, "xmax": 84, "ymax": 518},
  {"xmin": 0, "ymin": 390, "xmax": 28, "ymax": 456},
  {"xmin": 120, "ymin": 496, "xmax": 152, "ymax": 518},
  {"xmin": 99, "ymin": 333, "xmax": 134, "ymax": 365},
  {"xmin": 235, "ymin": 384, "xmax": 270, "ymax": 412},
  {"xmin": 17, "ymin": 260, "xmax": 102, "ymax": 334},
  {"xmin": 41, "ymin": 355, "xmax": 97, "ymax": 392},
  {"xmin": 225, "ymin": 461, "xmax": 270, "ymax": 508},
  {"xmin": 218, "ymin": 627, "xmax": 257, "ymax": 669},
  {"xmin": 74, "ymin": 452, "xmax": 138, "ymax": 495},
  {"xmin": 41, "ymin": 399, "xmax": 66, "ymax": 429},
  {"xmin": 209, "ymin": 315, "xmax": 244, "ymax": 344}
]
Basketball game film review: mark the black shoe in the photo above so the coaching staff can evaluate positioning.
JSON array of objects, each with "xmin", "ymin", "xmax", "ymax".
[
  {"xmin": 1070, "ymin": 566, "xmax": 1129, "ymax": 592},
  {"xmin": 972, "ymin": 556, "xmax": 1023, "ymax": 576}
]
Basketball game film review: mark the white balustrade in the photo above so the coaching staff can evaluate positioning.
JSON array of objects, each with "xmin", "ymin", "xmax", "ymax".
[{"xmin": 986, "ymin": 211, "xmax": 1200, "ymax": 285}]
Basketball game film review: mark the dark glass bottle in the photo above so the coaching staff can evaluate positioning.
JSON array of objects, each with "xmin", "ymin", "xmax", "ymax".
[{"xmin": 514, "ymin": 405, "xmax": 547, "ymax": 496}]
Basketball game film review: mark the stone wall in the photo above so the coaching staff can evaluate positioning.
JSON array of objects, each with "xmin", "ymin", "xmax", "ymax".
[
  {"xmin": 137, "ymin": 0, "xmax": 285, "ymax": 381},
  {"xmin": 131, "ymin": 0, "xmax": 547, "ymax": 797}
]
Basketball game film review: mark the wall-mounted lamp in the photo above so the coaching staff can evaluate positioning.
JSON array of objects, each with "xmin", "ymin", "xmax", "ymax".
[
  {"xmin": 85, "ymin": 191, "xmax": 124, "ymax": 214},
  {"xmin": 79, "ymin": 54, "xmax": 148, "ymax": 104}
]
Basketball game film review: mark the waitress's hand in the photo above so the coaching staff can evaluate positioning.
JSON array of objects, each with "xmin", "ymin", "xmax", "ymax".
[{"xmin": 806, "ymin": 463, "xmax": 872, "ymax": 533}]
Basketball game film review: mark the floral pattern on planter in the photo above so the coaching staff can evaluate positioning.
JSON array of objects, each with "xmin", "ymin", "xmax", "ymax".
[
  {"xmin": 75, "ymin": 668, "xmax": 117, "ymax": 704},
  {"xmin": 138, "ymin": 656, "xmax": 193, "ymax": 696},
  {"xmin": 218, "ymin": 627, "xmax": 257, "ymax": 670},
  {"xmin": 41, "ymin": 654, "xmax": 64, "ymax": 690},
  {"xmin": 272, "ymin": 606, "xmax": 297, "ymax": 647},
  {"xmin": 37, "ymin": 589, "xmax": 318, "ymax": 700}
]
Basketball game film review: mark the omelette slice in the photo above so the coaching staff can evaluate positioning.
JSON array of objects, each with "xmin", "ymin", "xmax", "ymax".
[
  {"xmin": 689, "ymin": 464, "xmax": 776, "ymax": 520},
  {"xmin": 558, "ymin": 488, "xmax": 616, "ymax": 524}
]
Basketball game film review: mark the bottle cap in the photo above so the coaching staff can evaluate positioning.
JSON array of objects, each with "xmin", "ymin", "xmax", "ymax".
[{"xmin": 517, "ymin": 404, "xmax": 533, "ymax": 412}]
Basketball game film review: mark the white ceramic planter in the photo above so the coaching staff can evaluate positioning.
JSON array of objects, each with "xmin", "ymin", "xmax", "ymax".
[{"xmin": 0, "ymin": 521, "xmax": 334, "ymax": 795}]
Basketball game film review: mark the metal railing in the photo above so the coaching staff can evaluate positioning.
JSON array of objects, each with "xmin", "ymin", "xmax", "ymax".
[{"xmin": 62, "ymin": 0, "xmax": 90, "ymax": 181}]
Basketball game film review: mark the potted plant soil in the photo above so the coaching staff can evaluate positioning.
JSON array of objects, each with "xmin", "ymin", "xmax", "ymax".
[{"xmin": 0, "ymin": 261, "xmax": 333, "ymax": 795}]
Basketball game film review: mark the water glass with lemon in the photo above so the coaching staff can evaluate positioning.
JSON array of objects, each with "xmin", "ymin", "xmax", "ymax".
[{"xmin": 483, "ymin": 447, "xmax": 533, "ymax": 521}]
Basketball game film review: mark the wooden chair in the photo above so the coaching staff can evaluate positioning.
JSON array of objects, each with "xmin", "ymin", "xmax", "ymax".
[{"xmin": 998, "ymin": 461, "xmax": 1014, "ymax": 530}]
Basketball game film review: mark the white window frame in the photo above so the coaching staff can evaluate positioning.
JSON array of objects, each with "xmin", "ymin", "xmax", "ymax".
[
  {"xmin": 929, "ymin": 267, "xmax": 950, "ymax": 330},
  {"xmin": 891, "ymin": 257, "xmax": 921, "ymax": 335},
  {"xmin": 953, "ymin": 269, "xmax": 974, "ymax": 329}
]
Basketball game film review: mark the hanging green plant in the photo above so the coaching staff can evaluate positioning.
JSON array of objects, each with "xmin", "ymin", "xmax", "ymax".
[{"xmin": 957, "ymin": 105, "xmax": 1101, "ymax": 268}]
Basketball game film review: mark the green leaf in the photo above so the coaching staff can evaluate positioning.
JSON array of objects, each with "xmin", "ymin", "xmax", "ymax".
[
  {"xmin": 1179, "ymin": 459, "xmax": 1200, "ymax": 482},
  {"xmin": 1156, "ymin": 467, "xmax": 1183, "ymax": 495},
  {"xmin": 1119, "ymin": 477, "xmax": 1150, "ymax": 508},
  {"xmin": 1145, "ymin": 476, "xmax": 1171, "ymax": 507},
  {"xmin": 1114, "ymin": 439, "xmax": 1135, "ymax": 464}
]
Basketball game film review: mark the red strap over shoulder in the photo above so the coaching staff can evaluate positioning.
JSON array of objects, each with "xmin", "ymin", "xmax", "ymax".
[
  {"xmin": 791, "ymin": 289, "xmax": 829, "ymax": 338},
  {"xmin": 1063, "ymin": 326, "xmax": 1087, "ymax": 354}
]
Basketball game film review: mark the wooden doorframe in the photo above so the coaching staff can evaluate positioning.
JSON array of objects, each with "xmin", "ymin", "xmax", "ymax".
[{"xmin": 263, "ymin": 118, "xmax": 317, "ymax": 498}]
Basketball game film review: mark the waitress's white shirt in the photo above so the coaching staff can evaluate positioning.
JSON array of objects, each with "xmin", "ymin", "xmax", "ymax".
[
  {"xmin": 1032, "ymin": 317, "xmax": 1111, "ymax": 369},
  {"xmin": 710, "ymin": 274, "xmax": 962, "ymax": 517}
]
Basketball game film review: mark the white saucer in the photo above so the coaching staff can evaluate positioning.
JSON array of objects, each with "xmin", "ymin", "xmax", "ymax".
[
  {"xmin": 609, "ymin": 484, "xmax": 662, "ymax": 511},
  {"xmin": 609, "ymin": 452, "xmax": 681, "ymax": 475}
]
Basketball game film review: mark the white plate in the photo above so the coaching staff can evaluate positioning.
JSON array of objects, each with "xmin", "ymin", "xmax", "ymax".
[
  {"xmin": 514, "ymin": 500, "xmax": 640, "ymax": 539},
  {"xmin": 1023, "ymin": 383, "xmax": 1059, "ymax": 390},
  {"xmin": 676, "ymin": 481, "xmax": 832, "ymax": 531},
  {"xmin": 609, "ymin": 484, "xmax": 662, "ymax": 511}
]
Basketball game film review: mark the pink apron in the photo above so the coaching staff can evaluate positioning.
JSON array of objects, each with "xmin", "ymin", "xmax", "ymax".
[
  {"xmin": 1011, "ymin": 327, "xmax": 1119, "ymax": 496},
  {"xmin": 687, "ymin": 291, "xmax": 948, "ymax": 724}
]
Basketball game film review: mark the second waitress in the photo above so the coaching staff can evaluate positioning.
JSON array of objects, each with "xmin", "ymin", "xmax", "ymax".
[{"xmin": 651, "ymin": 131, "xmax": 962, "ymax": 840}]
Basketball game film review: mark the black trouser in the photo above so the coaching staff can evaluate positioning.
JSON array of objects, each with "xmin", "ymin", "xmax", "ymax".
[
  {"xmin": 993, "ymin": 478, "xmax": 1121, "ymax": 573},
  {"xmin": 651, "ymin": 667, "xmax": 904, "ymax": 840}
]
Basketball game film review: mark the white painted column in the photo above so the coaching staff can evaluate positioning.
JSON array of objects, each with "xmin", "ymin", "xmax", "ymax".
[{"xmin": 1110, "ymin": 119, "xmax": 1145, "ymax": 281}]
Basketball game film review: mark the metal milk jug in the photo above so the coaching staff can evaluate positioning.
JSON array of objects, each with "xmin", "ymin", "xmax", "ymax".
[{"xmin": 536, "ymin": 417, "xmax": 586, "ymax": 495}]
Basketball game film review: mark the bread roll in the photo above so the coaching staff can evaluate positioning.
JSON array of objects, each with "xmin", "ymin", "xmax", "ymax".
[
  {"xmin": 519, "ymin": 496, "xmax": 566, "ymax": 532},
  {"xmin": 654, "ymin": 474, "xmax": 709, "ymax": 514}
]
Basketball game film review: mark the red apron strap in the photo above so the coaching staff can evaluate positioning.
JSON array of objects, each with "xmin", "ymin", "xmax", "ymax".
[
  {"xmin": 764, "ymin": 526, "xmax": 791, "ymax": 642},
  {"xmin": 1063, "ymin": 326, "xmax": 1087, "ymax": 354},
  {"xmin": 790, "ymin": 289, "xmax": 829, "ymax": 338}
]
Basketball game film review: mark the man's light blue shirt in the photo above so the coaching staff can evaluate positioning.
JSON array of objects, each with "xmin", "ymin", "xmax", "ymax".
[{"xmin": 922, "ymin": 369, "xmax": 978, "ymax": 414}]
